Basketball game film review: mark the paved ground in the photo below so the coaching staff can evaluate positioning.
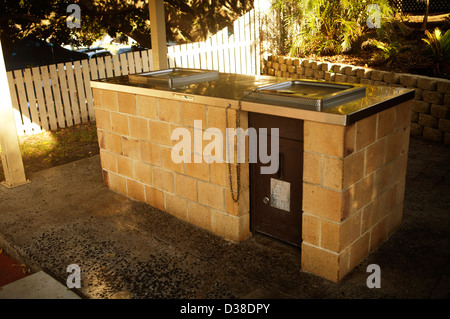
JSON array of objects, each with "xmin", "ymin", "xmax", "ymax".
[{"xmin": 0, "ymin": 137, "xmax": 448, "ymax": 299}]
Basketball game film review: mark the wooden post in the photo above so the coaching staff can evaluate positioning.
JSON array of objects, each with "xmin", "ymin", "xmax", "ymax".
[
  {"xmin": 149, "ymin": 0, "xmax": 168, "ymax": 70},
  {"xmin": 0, "ymin": 40, "xmax": 29, "ymax": 188}
]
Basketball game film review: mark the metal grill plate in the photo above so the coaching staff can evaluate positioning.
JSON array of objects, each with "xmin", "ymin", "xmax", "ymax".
[
  {"xmin": 247, "ymin": 81, "xmax": 366, "ymax": 111},
  {"xmin": 129, "ymin": 68, "xmax": 219, "ymax": 87}
]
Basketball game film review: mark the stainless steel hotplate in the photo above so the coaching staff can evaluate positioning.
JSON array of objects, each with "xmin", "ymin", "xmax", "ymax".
[
  {"xmin": 246, "ymin": 80, "xmax": 366, "ymax": 111},
  {"xmin": 128, "ymin": 68, "xmax": 220, "ymax": 87}
]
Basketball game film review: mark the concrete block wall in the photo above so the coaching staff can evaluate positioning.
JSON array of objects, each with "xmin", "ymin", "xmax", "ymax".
[
  {"xmin": 263, "ymin": 55, "xmax": 450, "ymax": 145},
  {"xmin": 301, "ymin": 101, "xmax": 411, "ymax": 282},
  {"xmin": 92, "ymin": 88, "xmax": 251, "ymax": 243}
]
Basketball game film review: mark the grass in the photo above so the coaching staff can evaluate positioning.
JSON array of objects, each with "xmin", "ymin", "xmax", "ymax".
[{"xmin": 0, "ymin": 123, "xmax": 99, "ymax": 182}]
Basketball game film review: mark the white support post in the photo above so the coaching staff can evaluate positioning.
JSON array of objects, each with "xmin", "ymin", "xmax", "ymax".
[
  {"xmin": 149, "ymin": 0, "xmax": 168, "ymax": 70},
  {"xmin": 0, "ymin": 40, "xmax": 29, "ymax": 188}
]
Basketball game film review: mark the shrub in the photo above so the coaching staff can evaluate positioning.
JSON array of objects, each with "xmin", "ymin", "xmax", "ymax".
[
  {"xmin": 422, "ymin": 27, "xmax": 450, "ymax": 76},
  {"xmin": 272, "ymin": 0, "xmax": 394, "ymax": 56}
]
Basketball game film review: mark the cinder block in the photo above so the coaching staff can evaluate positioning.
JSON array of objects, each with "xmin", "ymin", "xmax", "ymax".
[
  {"xmin": 198, "ymin": 181, "xmax": 225, "ymax": 211},
  {"xmin": 296, "ymin": 67, "xmax": 305, "ymax": 75},
  {"xmin": 161, "ymin": 146, "xmax": 184, "ymax": 173},
  {"xmin": 444, "ymin": 94, "xmax": 450, "ymax": 106},
  {"xmin": 165, "ymin": 193, "xmax": 188, "ymax": 221},
  {"xmin": 304, "ymin": 121, "xmax": 347, "ymax": 157},
  {"xmin": 360, "ymin": 78, "xmax": 374, "ymax": 85},
  {"xmin": 377, "ymin": 107, "xmax": 396, "ymax": 139},
  {"xmin": 412, "ymin": 100, "xmax": 431, "ymax": 113},
  {"xmin": 126, "ymin": 179, "xmax": 145, "ymax": 202},
  {"xmin": 399, "ymin": 74, "xmax": 417, "ymax": 87},
  {"xmin": 369, "ymin": 218, "xmax": 388, "ymax": 252},
  {"xmin": 365, "ymin": 138, "xmax": 385, "ymax": 175},
  {"xmin": 438, "ymin": 118, "xmax": 450, "ymax": 132},
  {"xmin": 133, "ymin": 161, "xmax": 153, "ymax": 185},
  {"xmin": 356, "ymin": 114, "xmax": 377, "ymax": 150},
  {"xmin": 445, "ymin": 132, "xmax": 450, "ymax": 145},
  {"xmin": 158, "ymin": 98, "xmax": 180, "ymax": 124},
  {"xmin": 302, "ymin": 214, "xmax": 320, "ymax": 246},
  {"xmin": 110, "ymin": 112, "xmax": 129, "ymax": 136},
  {"xmin": 418, "ymin": 113, "xmax": 439, "ymax": 128},
  {"xmin": 384, "ymin": 72, "xmax": 400, "ymax": 84},
  {"xmin": 313, "ymin": 70, "xmax": 325, "ymax": 79},
  {"xmin": 128, "ymin": 116, "xmax": 149, "ymax": 140},
  {"xmin": 423, "ymin": 127, "xmax": 444, "ymax": 142},
  {"xmin": 100, "ymin": 149, "xmax": 116, "ymax": 173},
  {"xmin": 343, "ymin": 150, "xmax": 365, "ymax": 189},
  {"xmin": 323, "ymin": 156, "xmax": 344, "ymax": 190},
  {"xmin": 305, "ymin": 68, "xmax": 314, "ymax": 77},
  {"xmin": 301, "ymin": 243, "xmax": 340, "ymax": 282},
  {"xmin": 109, "ymin": 172, "xmax": 127, "ymax": 195},
  {"xmin": 370, "ymin": 70, "xmax": 386, "ymax": 81},
  {"xmin": 303, "ymin": 151, "xmax": 322, "ymax": 185},
  {"xmin": 148, "ymin": 120, "xmax": 172, "ymax": 146},
  {"xmin": 118, "ymin": 92, "xmax": 136, "ymax": 115},
  {"xmin": 185, "ymin": 159, "xmax": 210, "ymax": 181},
  {"xmin": 122, "ymin": 136, "xmax": 141, "ymax": 160},
  {"xmin": 302, "ymin": 60, "xmax": 312, "ymax": 68},
  {"xmin": 153, "ymin": 167, "xmax": 174, "ymax": 192},
  {"xmin": 278, "ymin": 56, "xmax": 286, "ymax": 64},
  {"xmin": 302, "ymin": 183, "xmax": 351, "ymax": 222},
  {"xmin": 331, "ymin": 64, "xmax": 341, "ymax": 73},
  {"xmin": 350, "ymin": 232, "xmax": 370, "ymax": 269},
  {"xmin": 320, "ymin": 219, "xmax": 340, "ymax": 252},
  {"xmin": 104, "ymin": 131, "xmax": 123, "ymax": 155},
  {"xmin": 100, "ymin": 89, "xmax": 118, "ymax": 111},
  {"xmin": 116, "ymin": 155, "xmax": 133, "ymax": 179},
  {"xmin": 187, "ymin": 201, "xmax": 212, "ymax": 231},
  {"xmin": 174, "ymin": 173, "xmax": 197, "ymax": 201},
  {"xmin": 417, "ymin": 77, "xmax": 437, "ymax": 90},
  {"xmin": 430, "ymin": 104, "xmax": 449, "ymax": 118},
  {"xmin": 410, "ymin": 123, "xmax": 424, "ymax": 136},
  {"xmin": 343, "ymin": 66, "xmax": 357, "ymax": 76},
  {"xmin": 422, "ymin": 90, "xmax": 444, "ymax": 104},
  {"xmin": 145, "ymin": 185, "xmax": 165, "ymax": 211},
  {"xmin": 356, "ymin": 68, "xmax": 372, "ymax": 79},
  {"xmin": 335, "ymin": 74, "xmax": 348, "ymax": 83},
  {"xmin": 347, "ymin": 76, "xmax": 359, "ymax": 84},
  {"xmin": 324, "ymin": 72, "xmax": 336, "ymax": 82},
  {"xmin": 211, "ymin": 210, "xmax": 249, "ymax": 242},
  {"xmin": 94, "ymin": 109, "xmax": 111, "ymax": 131},
  {"xmin": 141, "ymin": 141, "xmax": 161, "ymax": 166},
  {"xmin": 136, "ymin": 95, "xmax": 158, "ymax": 119},
  {"xmin": 224, "ymin": 187, "xmax": 249, "ymax": 217}
]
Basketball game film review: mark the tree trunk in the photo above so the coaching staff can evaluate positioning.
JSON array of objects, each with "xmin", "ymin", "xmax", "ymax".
[{"xmin": 420, "ymin": 0, "xmax": 430, "ymax": 31}]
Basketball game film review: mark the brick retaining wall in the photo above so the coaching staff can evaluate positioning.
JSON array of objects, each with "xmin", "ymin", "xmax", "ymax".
[{"xmin": 263, "ymin": 55, "xmax": 450, "ymax": 145}]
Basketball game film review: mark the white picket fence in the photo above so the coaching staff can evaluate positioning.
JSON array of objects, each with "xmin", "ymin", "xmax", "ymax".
[
  {"xmin": 7, "ymin": 50, "xmax": 154, "ymax": 136},
  {"xmin": 167, "ymin": 9, "xmax": 260, "ymax": 76},
  {"xmin": 6, "ymin": 8, "xmax": 261, "ymax": 136}
]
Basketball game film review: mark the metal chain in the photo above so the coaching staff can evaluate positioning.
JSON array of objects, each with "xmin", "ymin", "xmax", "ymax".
[
  {"xmin": 225, "ymin": 103, "xmax": 240, "ymax": 203},
  {"xmin": 225, "ymin": 90, "xmax": 254, "ymax": 203}
]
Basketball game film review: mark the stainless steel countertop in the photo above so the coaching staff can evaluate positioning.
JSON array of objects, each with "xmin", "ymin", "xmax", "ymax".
[{"xmin": 92, "ymin": 72, "xmax": 415, "ymax": 126}]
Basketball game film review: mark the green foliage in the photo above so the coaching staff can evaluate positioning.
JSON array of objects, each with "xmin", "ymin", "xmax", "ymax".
[
  {"xmin": 366, "ymin": 39, "xmax": 401, "ymax": 63},
  {"xmin": 272, "ymin": 0, "xmax": 394, "ymax": 56},
  {"xmin": 423, "ymin": 28, "xmax": 450, "ymax": 63},
  {"xmin": 0, "ymin": 0, "xmax": 253, "ymax": 49},
  {"xmin": 422, "ymin": 27, "xmax": 450, "ymax": 76}
]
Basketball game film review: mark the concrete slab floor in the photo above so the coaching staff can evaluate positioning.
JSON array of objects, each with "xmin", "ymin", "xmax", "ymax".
[{"xmin": 0, "ymin": 137, "xmax": 448, "ymax": 300}]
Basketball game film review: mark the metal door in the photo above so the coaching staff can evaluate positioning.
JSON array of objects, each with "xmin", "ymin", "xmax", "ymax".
[{"xmin": 249, "ymin": 113, "xmax": 303, "ymax": 246}]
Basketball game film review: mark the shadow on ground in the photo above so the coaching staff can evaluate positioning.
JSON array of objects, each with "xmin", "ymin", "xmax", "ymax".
[{"xmin": 0, "ymin": 138, "xmax": 448, "ymax": 299}]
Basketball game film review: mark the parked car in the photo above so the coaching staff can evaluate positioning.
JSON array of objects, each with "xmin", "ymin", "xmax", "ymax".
[
  {"xmin": 77, "ymin": 47, "xmax": 112, "ymax": 59},
  {"xmin": 116, "ymin": 46, "xmax": 147, "ymax": 56}
]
